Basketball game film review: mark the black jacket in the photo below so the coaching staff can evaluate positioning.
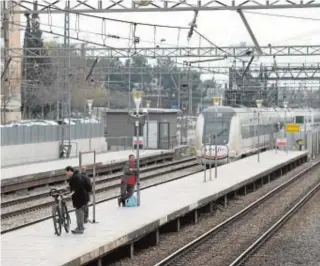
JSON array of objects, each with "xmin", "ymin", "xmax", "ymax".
[{"xmin": 69, "ymin": 170, "xmax": 89, "ymax": 209}]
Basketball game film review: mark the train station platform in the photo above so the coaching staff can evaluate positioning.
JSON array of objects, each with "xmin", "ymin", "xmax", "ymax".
[
  {"xmin": 0, "ymin": 149, "xmax": 168, "ymax": 181},
  {"xmin": 1, "ymin": 150, "xmax": 308, "ymax": 266}
]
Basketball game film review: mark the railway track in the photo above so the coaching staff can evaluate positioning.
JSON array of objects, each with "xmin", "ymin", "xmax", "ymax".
[
  {"xmin": 1, "ymin": 157, "xmax": 203, "ymax": 233},
  {"xmin": 1, "ymin": 151, "xmax": 176, "ymax": 194},
  {"xmin": 154, "ymin": 159, "xmax": 320, "ymax": 266},
  {"xmin": 1, "ymin": 156, "xmax": 194, "ymax": 208}
]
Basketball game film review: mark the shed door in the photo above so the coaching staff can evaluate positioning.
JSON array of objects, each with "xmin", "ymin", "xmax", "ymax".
[{"xmin": 144, "ymin": 121, "xmax": 158, "ymax": 149}]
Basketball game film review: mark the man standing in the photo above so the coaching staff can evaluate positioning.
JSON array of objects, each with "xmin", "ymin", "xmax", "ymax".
[
  {"xmin": 118, "ymin": 154, "xmax": 137, "ymax": 207},
  {"xmin": 65, "ymin": 166, "xmax": 89, "ymax": 234}
]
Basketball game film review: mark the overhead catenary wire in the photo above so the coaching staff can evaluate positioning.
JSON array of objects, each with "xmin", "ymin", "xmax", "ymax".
[
  {"xmin": 7, "ymin": 18, "xmax": 194, "ymax": 50},
  {"xmin": 18, "ymin": 0, "xmax": 189, "ymax": 30},
  {"xmin": 243, "ymin": 11, "xmax": 320, "ymax": 22}
]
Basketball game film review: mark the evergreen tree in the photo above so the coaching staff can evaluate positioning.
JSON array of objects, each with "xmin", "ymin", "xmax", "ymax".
[{"xmin": 22, "ymin": 9, "xmax": 54, "ymax": 118}]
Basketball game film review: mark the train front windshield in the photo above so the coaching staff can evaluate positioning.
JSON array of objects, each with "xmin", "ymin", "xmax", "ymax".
[{"xmin": 203, "ymin": 112, "xmax": 232, "ymax": 145}]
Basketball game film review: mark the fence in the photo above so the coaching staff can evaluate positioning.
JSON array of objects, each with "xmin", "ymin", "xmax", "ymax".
[
  {"xmin": 106, "ymin": 135, "xmax": 178, "ymax": 151},
  {"xmin": 1, "ymin": 123, "xmax": 105, "ymax": 146}
]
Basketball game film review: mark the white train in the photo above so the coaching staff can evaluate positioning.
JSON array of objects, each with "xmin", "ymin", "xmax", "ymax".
[{"xmin": 195, "ymin": 106, "xmax": 320, "ymax": 165}]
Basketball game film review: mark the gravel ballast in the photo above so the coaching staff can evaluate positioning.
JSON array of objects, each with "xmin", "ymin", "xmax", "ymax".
[{"xmin": 244, "ymin": 185, "xmax": 320, "ymax": 266}]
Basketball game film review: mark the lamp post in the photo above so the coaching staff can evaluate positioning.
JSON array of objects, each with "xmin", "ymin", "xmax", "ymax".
[
  {"xmin": 256, "ymin": 99, "xmax": 263, "ymax": 162},
  {"xmin": 213, "ymin": 96, "xmax": 221, "ymax": 179},
  {"xmin": 283, "ymin": 101, "xmax": 288, "ymax": 153},
  {"xmin": 129, "ymin": 90, "xmax": 145, "ymax": 206},
  {"xmin": 87, "ymin": 99, "xmax": 94, "ymax": 118},
  {"xmin": 87, "ymin": 99, "xmax": 94, "ymax": 151},
  {"xmin": 146, "ymin": 100, "xmax": 151, "ymax": 149}
]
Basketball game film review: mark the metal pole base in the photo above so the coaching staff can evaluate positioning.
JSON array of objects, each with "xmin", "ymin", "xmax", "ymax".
[{"xmin": 137, "ymin": 183, "xmax": 141, "ymax": 206}]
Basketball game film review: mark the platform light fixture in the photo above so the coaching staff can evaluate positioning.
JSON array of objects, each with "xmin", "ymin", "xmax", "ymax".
[
  {"xmin": 129, "ymin": 89, "xmax": 146, "ymax": 207},
  {"xmin": 256, "ymin": 99, "xmax": 263, "ymax": 162},
  {"xmin": 132, "ymin": 89, "xmax": 144, "ymax": 113},
  {"xmin": 87, "ymin": 99, "xmax": 94, "ymax": 116},
  {"xmin": 213, "ymin": 96, "xmax": 221, "ymax": 106},
  {"xmin": 283, "ymin": 100, "xmax": 289, "ymax": 153}
]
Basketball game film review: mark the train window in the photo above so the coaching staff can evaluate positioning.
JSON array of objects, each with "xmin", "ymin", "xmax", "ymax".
[
  {"xmin": 203, "ymin": 114, "xmax": 231, "ymax": 145},
  {"xmin": 241, "ymin": 125, "xmax": 250, "ymax": 139}
]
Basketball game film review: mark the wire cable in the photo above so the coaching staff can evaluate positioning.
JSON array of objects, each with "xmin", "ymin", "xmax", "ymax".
[
  {"xmin": 243, "ymin": 11, "xmax": 320, "ymax": 21},
  {"xmin": 19, "ymin": 0, "xmax": 189, "ymax": 30}
]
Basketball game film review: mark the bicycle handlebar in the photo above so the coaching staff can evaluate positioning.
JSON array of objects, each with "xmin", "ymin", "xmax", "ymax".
[{"xmin": 49, "ymin": 188, "xmax": 70, "ymax": 198}]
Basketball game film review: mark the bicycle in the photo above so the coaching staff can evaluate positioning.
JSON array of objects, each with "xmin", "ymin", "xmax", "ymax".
[{"xmin": 49, "ymin": 188, "xmax": 71, "ymax": 236}]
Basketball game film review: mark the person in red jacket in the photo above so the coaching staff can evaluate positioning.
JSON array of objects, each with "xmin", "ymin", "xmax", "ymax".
[{"xmin": 118, "ymin": 154, "xmax": 137, "ymax": 207}]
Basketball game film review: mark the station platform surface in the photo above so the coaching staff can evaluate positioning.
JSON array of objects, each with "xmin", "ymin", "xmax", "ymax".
[
  {"xmin": 0, "ymin": 149, "xmax": 167, "ymax": 180},
  {"xmin": 1, "ymin": 150, "xmax": 307, "ymax": 266}
]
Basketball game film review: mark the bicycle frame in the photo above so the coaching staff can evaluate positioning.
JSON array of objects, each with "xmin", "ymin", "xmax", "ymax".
[{"xmin": 51, "ymin": 191, "xmax": 69, "ymax": 224}]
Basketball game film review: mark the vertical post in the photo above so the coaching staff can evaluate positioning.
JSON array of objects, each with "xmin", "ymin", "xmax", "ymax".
[
  {"xmin": 214, "ymin": 134, "xmax": 218, "ymax": 178},
  {"xmin": 64, "ymin": 1, "xmax": 71, "ymax": 151},
  {"xmin": 92, "ymin": 151, "xmax": 96, "ymax": 222},
  {"xmin": 256, "ymin": 99, "xmax": 263, "ymax": 160},
  {"xmin": 128, "ymin": 61, "xmax": 131, "ymax": 108},
  {"xmin": 257, "ymin": 111, "xmax": 260, "ymax": 162},
  {"xmin": 188, "ymin": 69, "xmax": 192, "ymax": 116},
  {"xmin": 79, "ymin": 152, "xmax": 82, "ymax": 171},
  {"xmin": 212, "ymin": 96, "xmax": 221, "ymax": 179},
  {"xmin": 209, "ymin": 142, "xmax": 212, "ymax": 181},
  {"xmin": 203, "ymin": 145, "xmax": 207, "ymax": 182},
  {"xmin": 136, "ymin": 120, "xmax": 141, "ymax": 206},
  {"xmin": 304, "ymin": 118, "xmax": 307, "ymax": 151}
]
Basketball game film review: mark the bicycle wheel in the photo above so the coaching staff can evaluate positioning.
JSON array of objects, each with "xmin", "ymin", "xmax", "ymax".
[
  {"xmin": 62, "ymin": 202, "xmax": 71, "ymax": 233},
  {"xmin": 52, "ymin": 205, "xmax": 62, "ymax": 236}
]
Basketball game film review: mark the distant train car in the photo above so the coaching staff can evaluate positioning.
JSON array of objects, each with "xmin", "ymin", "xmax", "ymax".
[{"xmin": 195, "ymin": 106, "xmax": 320, "ymax": 165}]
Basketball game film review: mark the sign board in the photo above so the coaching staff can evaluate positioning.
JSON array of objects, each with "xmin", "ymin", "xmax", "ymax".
[
  {"xmin": 168, "ymin": 104, "xmax": 180, "ymax": 109},
  {"xmin": 297, "ymin": 139, "xmax": 305, "ymax": 145},
  {"xmin": 276, "ymin": 138, "xmax": 287, "ymax": 147},
  {"xmin": 285, "ymin": 123, "xmax": 300, "ymax": 133},
  {"xmin": 295, "ymin": 116, "xmax": 305, "ymax": 124}
]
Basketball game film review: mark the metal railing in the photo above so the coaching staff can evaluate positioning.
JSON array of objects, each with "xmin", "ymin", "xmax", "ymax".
[{"xmin": 106, "ymin": 135, "xmax": 179, "ymax": 151}]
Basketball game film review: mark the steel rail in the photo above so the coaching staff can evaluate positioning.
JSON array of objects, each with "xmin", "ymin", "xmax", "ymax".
[
  {"xmin": 1, "ymin": 158, "xmax": 197, "ymax": 220},
  {"xmin": 154, "ymin": 159, "xmax": 320, "ymax": 266},
  {"xmin": 229, "ymin": 182, "xmax": 320, "ymax": 266},
  {"xmin": 1, "ymin": 162, "xmax": 202, "ymax": 234},
  {"xmin": 1, "ymin": 156, "xmax": 195, "ymax": 207}
]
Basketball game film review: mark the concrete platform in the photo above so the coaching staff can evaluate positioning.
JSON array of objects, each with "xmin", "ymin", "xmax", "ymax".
[
  {"xmin": 1, "ymin": 150, "xmax": 308, "ymax": 266},
  {"xmin": 0, "ymin": 149, "xmax": 168, "ymax": 181}
]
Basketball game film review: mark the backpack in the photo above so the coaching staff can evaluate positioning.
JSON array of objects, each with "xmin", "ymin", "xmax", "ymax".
[
  {"xmin": 126, "ymin": 195, "xmax": 137, "ymax": 207},
  {"xmin": 82, "ymin": 173, "xmax": 92, "ymax": 193}
]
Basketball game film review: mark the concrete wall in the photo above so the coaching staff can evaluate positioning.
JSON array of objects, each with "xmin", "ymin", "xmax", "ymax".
[{"xmin": 1, "ymin": 137, "xmax": 107, "ymax": 167}]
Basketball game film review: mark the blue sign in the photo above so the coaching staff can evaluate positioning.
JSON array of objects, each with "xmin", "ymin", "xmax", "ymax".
[{"xmin": 169, "ymin": 104, "xmax": 180, "ymax": 109}]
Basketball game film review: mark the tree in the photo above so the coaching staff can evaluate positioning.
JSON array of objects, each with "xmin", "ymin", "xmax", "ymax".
[
  {"xmin": 22, "ymin": 9, "xmax": 55, "ymax": 118},
  {"xmin": 0, "ymin": 79, "xmax": 13, "ymax": 123}
]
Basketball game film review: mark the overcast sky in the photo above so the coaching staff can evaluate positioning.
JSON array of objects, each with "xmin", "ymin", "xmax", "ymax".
[{"xmin": 15, "ymin": 0, "xmax": 320, "ymax": 84}]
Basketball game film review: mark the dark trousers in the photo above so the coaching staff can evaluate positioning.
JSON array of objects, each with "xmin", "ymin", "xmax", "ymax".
[
  {"xmin": 120, "ymin": 182, "xmax": 135, "ymax": 201},
  {"xmin": 75, "ymin": 206, "xmax": 85, "ymax": 231},
  {"xmin": 84, "ymin": 204, "xmax": 89, "ymax": 222}
]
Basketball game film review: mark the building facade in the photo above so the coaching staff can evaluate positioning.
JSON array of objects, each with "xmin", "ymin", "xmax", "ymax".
[{"xmin": 1, "ymin": 0, "xmax": 22, "ymax": 123}]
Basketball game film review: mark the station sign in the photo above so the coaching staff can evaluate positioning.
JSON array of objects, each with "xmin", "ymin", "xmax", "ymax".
[
  {"xmin": 276, "ymin": 138, "xmax": 287, "ymax": 147},
  {"xmin": 285, "ymin": 123, "xmax": 300, "ymax": 133}
]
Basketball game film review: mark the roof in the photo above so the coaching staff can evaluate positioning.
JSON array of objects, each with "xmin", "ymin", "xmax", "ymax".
[{"xmin": 101, "ymin": 108, "xmax": 181, "ymax": 114}]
